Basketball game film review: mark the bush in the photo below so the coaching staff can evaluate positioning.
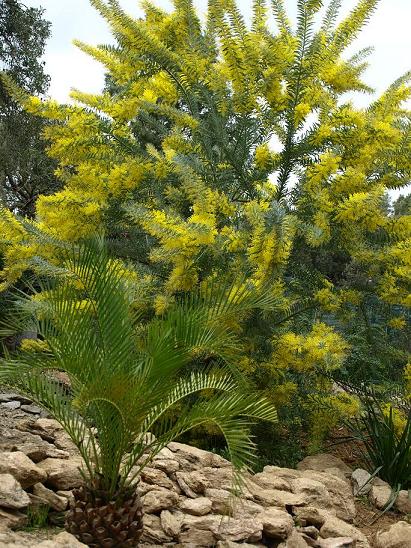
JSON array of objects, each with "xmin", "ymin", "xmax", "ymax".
[{"xmin": 349, "ymin": 396, "xmax": 411, "ymax": 491}]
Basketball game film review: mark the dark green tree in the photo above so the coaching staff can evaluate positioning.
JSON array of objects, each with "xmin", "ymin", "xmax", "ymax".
[{"xmin": 0, "ymin": 0, "xmax": 59, "ymax": 217}]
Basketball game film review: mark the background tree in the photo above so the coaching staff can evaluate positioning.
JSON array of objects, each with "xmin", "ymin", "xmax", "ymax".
[{"xmin": 0, "ymin": 0, "xmax": 59, "ymax": 217}]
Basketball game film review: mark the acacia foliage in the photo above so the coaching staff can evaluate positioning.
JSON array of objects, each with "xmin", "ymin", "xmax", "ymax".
[{"xmin": 0, "ymin": 0, "xmax": 410, "ymax": 445}]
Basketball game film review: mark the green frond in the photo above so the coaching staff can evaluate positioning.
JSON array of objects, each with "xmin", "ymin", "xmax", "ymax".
[{"xmin": 271, "ymin": 0, "xmax": 291, "ymax": 33}]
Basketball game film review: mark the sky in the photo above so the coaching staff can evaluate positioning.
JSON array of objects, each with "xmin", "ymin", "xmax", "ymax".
[{"xmin": 25, "ymin": 0, "xmax": 411, "ymax": 104}]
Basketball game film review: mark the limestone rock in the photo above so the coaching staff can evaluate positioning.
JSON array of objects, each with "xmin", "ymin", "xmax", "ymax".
[
  {"xmin": 179, "ymin": 496, "xmax": 212, "ymax": 516},
  {"xmin": 318, "ymin": 538, "xmax": 356, "ymax": 547},
  {"xmin": 56, "ymin": 490, "xmax": 75, "ymax": 506},
  {"xmin": 34, "ymin": 532, "xmax": 87, "ymax": 547},
  {"xmin": 141, "ymin": 467, "xmax": 176, "ymax": 490},
  {"xmin": 320, "ymin": 514, "xmax": 370, "ymax": 548},
  {"xmin": 142, "ymin": 487, "xmax": 178, "ymax": 514},
  {"xmin": 253, "ymin": 470, "xmax": 293, "ymax": 492},
  {"xmin": 167, "ymin": 441, "xmax": 231, "ymax": 469},
  {"xmin": 0, "ymin": 393, "xmax": 32, "ymax": 405},
  {"xmin": 0, "ymin": 426, "xmax": 68, "ymax": 462},
  {"xmin": 37, "ymin": 457, "xmax": 84, "ymax": 490},
  {"xmin": 290, "ymin": 476, "xmax": 331, "ymax": 509},
  {"xmin": 33, "ymin": 418, "xmax": 64, "ymax": 437},
  {"xmin": 0, "ymin": 451, "xmax": 47, "ymax": 488},
  {"xmin": 279, "ymin": 529, "xmax": 310, "ymax": 547},
  {"xmin": 175, "ymin": 470, "xmax": 209, "ymax": 497},
  {"xmin": 263, "ymin": 466, "xmax": 302, "ymax": 481},
  {"xmin": 201, "ymin": 466, "xmax": 237, "ymax": 492},
  {"xmin": 217, "ymin": 542, "xmax": 264, "ymax": 548},
  {"xmin": 141, "ymin": 514, "xmax": 173, "ymax": 544},
  {"xmin": 300, "ymin": 470, "xmax": 356, "ymax": 522},
  {"xmin": 211, "ymin": 516, "xmax": 263, "ymax": 542},
  {"xmin": 179, "ymin": 526, "xmax": 215, "ymax": 546},
  {"xmin": 260, "ymin": 507, "xmax": 294, "ymax": 539},
  {"xmin": 1, "ymin": 401, "xmax": 20, "ymax": 411},
  {"xmin": 204, "ymin": 488, "xmax": 233, "ymax": 514},
  {"xmin": 20, "ymin": 404, "xmax": 42, "ymax": 415},
  {"xmin": 395, "ymin": 489, "xmax": 411, "ymax": 514},
  {"xmin": 0, "ymin": 507, "xmax": 28, "ymax": 529},
  {"xmin": 152, "ymin": 458, "xmax": 180, "ymax": 474},
  {"xmin": 297, "ymin": 454, "xmax": 351, "ymax": 477},
  {"xmin": 32, "ymin": 482, "xmax": 68, "ymax": 511},
  {"xmin": 293, "ymin": 506, "xmax": 327, "ymax": 528},
  {"xmin": 0, "ymin": 473, "xmax": 30, "ymax": 509},
  {"xmin": 369, "ymin": 481, "xmax": 392, "ymax": 510},
  {"xmin": 160, "ymin": 509, "xmax": 183, "ymax": 538},
  {"xmin": 351, "ymin": 468, "xmax": 373, "ymax": 496},
  {"xmin": 374, "ymin": 521, "xmax": 411, "ymax": 548}
]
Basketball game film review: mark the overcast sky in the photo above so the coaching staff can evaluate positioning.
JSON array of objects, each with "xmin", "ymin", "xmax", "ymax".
[{"xmin": 25, "ymin": 0, "xmax": 411, "ymax": 105}]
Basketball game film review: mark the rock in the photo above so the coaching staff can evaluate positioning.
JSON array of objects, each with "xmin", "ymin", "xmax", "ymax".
[
  {"xmin": 141, "ymin": 514, "xmax": 173, "ymax": 544},
  {"xmin": 53, "ymin": 431, "xmax": 79, "ymax": 455},
  {"xmin": 297, "ymin": 455, "xmax": 351, "ymax": 478},
  {"xmin": 0, "ymin": 473, "xmax": 30, "ymax": 509},
  {"xmin": 293, "ymin": 506, "xmax": 327, "ymax": 527},
  {"xmin": 1, "ymin": 401, "xmax": 21, "ymax": 410},
  {"xmin": 167, "ymin": 441, "xmax": 231, "ymax": 469},
  {"xmin": 320, "ymin": 514, "xmax": 370, "ymax": 548},
  {"xmin": 175, "ymin": 470, "xmax": 209, "ymax": 496},
  {"xmin": 253, "ymin": 470, "xmax": 293, "ymax": 491},
  {"xmin": 351, "ymin": 468, "xmax": 373, "ymax": 496},
  {"xmin": 291, "ymin": 476, "xmax": 331, "ymax": 509},
  {"xmin": 217, "ymin": 542, "xmax": 264, "ymax": 548},
  {"xmin": 33, "ymin": 418, "xmax": 63, "ymax": 436},
  {"xmin": 179, "ymin": 496, "xmax": 212, "ymax": 516},
  {"xmin": 204, "ymin": 488, "xmax": 233, "ymax": 514},
  {"xmin": 263, "ymin": 466, "xmax": 302, "ymax": 481},
  {"xmin": 152, "ymin": 458, "xmax": 180, "ymax": 474},
  {"xmin": 29, "ymin": 492, "xmax": 54, "ymax": 510},
  {"xmin": 179, "ymin": 526, "xmax": 215, "ymax": 546},
  {"xmin": 160, "ymin": 509, "xmax": 183, "ymax": 538},
  {"xmin": 0, "ymin": 425, "xmax": 69, "ymax": 462},
  {"xmin": 0, "ymin": 393, "xmax": 32, "ymax": 404},
  {"xmin": 56, "ymin": 490, "xmax": 75, "ymax": 506},
  {"xmin": 369, "ymin": 481, "xmax": 392, "ymax": 510},
  {"xmin": 37, "ymin": 457, "xmax": 84, "ymax": 490},
  {"xmin": 141, "ymin": 467, "xmax": 176, "ymax": 490},
  {"xmin": 142, "ymin": 488, "xmax": 178, "ymax": 513},
  {"xmin": 20, "ymin": 404, "xmax": 42, "ymax": 415},
  {"xmin": 395, "ymin": 489, "xmax": 411, "ymax": 514},
  {"xmin": 318, "ymin": 538, "xmax": 356, "ymax": 547},
  {"xmin": 35, "ymin": 532, "xmax": 88, "ymax": 547},
  {"xmin": 301, "ymin": 470, "xmax": 356, "ymax": 522},
  {"xmin": 246, "ymin": 480, "xmax": 306, "ymax": 507},
  {"xmin": 297, "ymin": 525, "xmax": 319, "ymax": 539},
  {"xmin": 374, "ymin": 521, "xmax": 411, "ymax": 548},
  {"xmin": 279, "ymin": 529, "xmax": 310, "ymax": 547},
  {"xmin": 260, "ymin": 507, "xmax": 294, "ymax": 539},
  {"xmin": 0, "ymin": 451, "xmax": 47, "ymax": 488},
  {"xmin": 154, "ymin": 446, "xmax": 176, "ymax": 460},
  {"xmin": 32, "ymin": 482, "xmax": 68, "ymax": 511},
  {"xmin": 211, "ymin": 516, "xmax": 263, "ymax": 542},
  {"xmin": 0, "ymin": 507, "xmax": 28, "ymax": 529}
]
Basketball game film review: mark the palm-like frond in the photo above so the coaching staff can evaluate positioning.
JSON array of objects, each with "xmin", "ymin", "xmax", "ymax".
[{"xmin": 0, "ymin": 239, "xmax": 277, "ymax": 497}]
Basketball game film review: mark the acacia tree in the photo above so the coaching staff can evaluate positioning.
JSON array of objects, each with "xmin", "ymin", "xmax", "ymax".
[
  {"xmin": 0, "ymin": 0, "xmax": 58, "ymax": 217},
  {"xmin": 1, "ymin": 0, "xmax": 410, "ymax": 449}
]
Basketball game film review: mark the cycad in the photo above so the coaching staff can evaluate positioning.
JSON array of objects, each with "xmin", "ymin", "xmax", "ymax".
[{"xmin": 0, "ymin": 239, "xmax": 277, "ymax": 547}]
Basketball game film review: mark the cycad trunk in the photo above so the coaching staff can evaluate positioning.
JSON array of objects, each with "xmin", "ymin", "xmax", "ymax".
[{"xmin": 66, "ymin": 481, "xmax": 144, "ymax": 547}]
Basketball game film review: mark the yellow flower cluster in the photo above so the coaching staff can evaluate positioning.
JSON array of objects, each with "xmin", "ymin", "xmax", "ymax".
[{"xmin": 272, "ymin": 322, "xmax": 349, "ymax": 373}]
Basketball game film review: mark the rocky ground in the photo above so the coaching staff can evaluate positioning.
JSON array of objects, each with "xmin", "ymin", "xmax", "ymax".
[{"xmin": 0, "ymin": 392, "xmax": 410, "ymax": 547}]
